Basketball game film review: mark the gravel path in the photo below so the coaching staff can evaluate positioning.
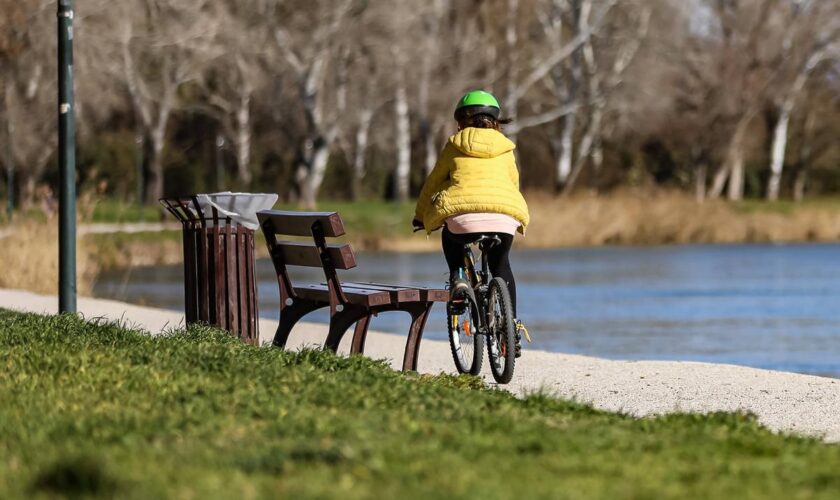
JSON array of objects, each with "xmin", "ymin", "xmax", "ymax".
[{"xmin": 2, "ymin": 288, "xmax": 838, "ymax": 443}]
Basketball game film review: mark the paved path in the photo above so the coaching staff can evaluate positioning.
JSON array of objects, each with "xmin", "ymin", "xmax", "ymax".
[{"xmin": 1, "ymin": 288, "xmax": 838, "ymax": 443}]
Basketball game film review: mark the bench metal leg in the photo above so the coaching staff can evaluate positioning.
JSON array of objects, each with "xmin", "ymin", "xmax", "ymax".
[
  {"xmin": 324, "ymin": 306, "xmax": 369, "ymax": 352},
  {"xmin": 402, "ymin": 303, "xmax": 433, "ymax": 372},
  {"xmin": 274, "ymin": 299, "xmax": 325, "ymax": 349},
  {"xmin": 323, "ymin": 302, "xmax": 435, "ymax": 371},
  {"xmin": 350, "ymin": 315, "xmax": 373, "ymax": 354}
]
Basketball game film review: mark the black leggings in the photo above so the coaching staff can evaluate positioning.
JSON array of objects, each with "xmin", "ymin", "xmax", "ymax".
[{"xmin": 441, "ymin": 226, "xmax": 517, "ymax": 316}]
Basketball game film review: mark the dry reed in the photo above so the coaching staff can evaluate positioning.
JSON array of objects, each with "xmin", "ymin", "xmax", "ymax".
[
  {"xmin": 0, "ymin": 220, "xmax": 99, "ymax": 295},
  {"xmin": 523, "ymin": 190, "xmax": 840, "ymax": 247}
]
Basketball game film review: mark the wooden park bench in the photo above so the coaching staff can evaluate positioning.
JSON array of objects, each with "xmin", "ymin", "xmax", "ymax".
[{"xmin": 257, "ymin": 210, "xmax": 448, "ymax": 371}]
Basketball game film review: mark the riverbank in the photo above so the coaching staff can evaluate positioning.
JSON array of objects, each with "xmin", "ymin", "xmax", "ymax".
[
  {"xmin": 2, "ymin": 287, "xmax": 839, "ymax": 443},
  {"xmin": 90, "ymin": 191, "xmax": 840, "ymax": 266},
  {"xmin": 2, "ymin": 191, "xmax": 839, "ymax": 291}
]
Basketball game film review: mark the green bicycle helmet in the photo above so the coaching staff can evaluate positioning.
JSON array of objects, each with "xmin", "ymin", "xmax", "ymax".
[{"xmin": 454, "ymin": 90, "xmax": 501, "ymax": 121}]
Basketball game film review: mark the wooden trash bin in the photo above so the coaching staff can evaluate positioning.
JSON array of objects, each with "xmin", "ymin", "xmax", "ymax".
[{"xmin": 160, "ymin": 196, "xmax": 259, "ymax": 344}]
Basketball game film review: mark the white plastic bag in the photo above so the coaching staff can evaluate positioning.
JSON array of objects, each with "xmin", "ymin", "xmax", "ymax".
[{"xmin": 193, "ymin": 192, "xmax": 278, "ymax": 230}]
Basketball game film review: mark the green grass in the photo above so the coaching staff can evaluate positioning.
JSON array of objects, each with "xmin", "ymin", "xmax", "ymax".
[
  {"xmin": 82, "ymin": 200, "xmax": 415, "ymax": 269},
  {"xmin": 1, "ymin": 310, "xmax": 840, "ymax": 498},
  {"xmin": 89, "ymin": 200, "xmax": 164, "ymax": 223},
  {"xmin": 87, "ymin": 198, "xmax": 417, "ymax": 237},
  {"xmin": 280, "ymin": 200, "xmax": 418, "ymax": 239},
  {"xmin": 87, "ymin": 229, "xmax": 182, "ymax": 244}
]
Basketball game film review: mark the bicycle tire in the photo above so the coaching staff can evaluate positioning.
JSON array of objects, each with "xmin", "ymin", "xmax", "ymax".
[
  {"xmin": 486, "ymin": 277, "xmax": 516, "ymax": 384},
  {"xmin": 448, "ymin": 301, "xmax": 483, "ymax": 375}
]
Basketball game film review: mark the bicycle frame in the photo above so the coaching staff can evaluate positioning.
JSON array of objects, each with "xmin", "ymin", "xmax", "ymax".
[{"xmin": 459, "ymin": 235, "xmax": 501, "ymax": 336}]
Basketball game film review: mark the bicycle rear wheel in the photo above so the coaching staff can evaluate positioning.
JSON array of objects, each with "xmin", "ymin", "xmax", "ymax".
[
  {"xmin": 448, "ymin": 301, "xmax": 483, "ymax": 375},
  {"xmin": 486, "ymin": 277, "xmax": 516, "ymax": 384}
]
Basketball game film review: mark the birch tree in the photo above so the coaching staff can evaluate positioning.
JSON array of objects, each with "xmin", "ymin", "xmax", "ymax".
[
  {"xmin": 502, "ymin": 0, "xmax": 614, "ymax": 146},
  {"xmin": 702, "ymin": 0, "xmax": 776, "ymax": 201},
  {"xmin": 561, "ymin": 2, "xmax": 650, "ymax": 194},
  {"xmin": 197, "ymin": 2, "xmax": 268, "ymax": 188},
  {"xmin": 393, "ymin": 68, "xmax": 412, "ymax": 201},
  {"xmin": 765, "ymin": 1, "xmax": 840, "ymax": 200},
  {"xmin": 417, "ymin": 0, "xmax": 451, "ymax": 175},
  {"xmin": 97, "ymin": 0, "xmax": 218, "ymax": 203},
  {"xmin": 496, "ymin": 0, "xmax": 615, "ymax": 190},
  {"xmin": 272, "ymin": 0, "xmax": 356, "ymax": 207}
]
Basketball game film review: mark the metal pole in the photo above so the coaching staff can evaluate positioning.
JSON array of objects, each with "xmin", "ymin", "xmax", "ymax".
[{"xmin": 58, "ymin": 0, "xmax": 76, "ymax": 313}]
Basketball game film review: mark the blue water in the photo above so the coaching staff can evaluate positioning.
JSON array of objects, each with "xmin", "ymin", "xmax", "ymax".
[{"xmin": 93, "ymin": 243, "xmax": 840, "ymax": 376}]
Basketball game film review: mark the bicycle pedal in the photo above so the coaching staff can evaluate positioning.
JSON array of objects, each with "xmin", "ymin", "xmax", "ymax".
[{"xmin": 516, "ymin": 321, "xmax": 532, "ymax": 343}]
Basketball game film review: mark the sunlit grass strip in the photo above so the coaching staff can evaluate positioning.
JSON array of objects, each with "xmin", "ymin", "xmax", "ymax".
[{"xmin": 0, "ymin": 309, "xmax": 839, "ymax": 499}]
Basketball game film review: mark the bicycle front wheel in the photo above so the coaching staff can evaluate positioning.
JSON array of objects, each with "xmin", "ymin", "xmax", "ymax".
[
  {"xmin": 486, "ymin": 277, "xmax": 516, "ymax": 384},
  {"xmin": 448, "ymin": 302, "xmax": 483, "ymax": 375}
]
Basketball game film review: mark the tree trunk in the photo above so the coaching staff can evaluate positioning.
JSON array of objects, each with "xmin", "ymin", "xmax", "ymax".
[
  {"xmin": 145, "ymin": 138, "xmax": 164, "ymax": 204},
  {"xmin": 793, "ymin": 168, "xmax": 807, "ymax": 202},
  {"xmin": 299, "ymin": 137, "xmax": 330, "ymax": 209},
  {"xmin": 562, "ymin": 102, "xmax": 601, "ymax": 196},
  {"xmin": 555, "ymin": 2, "xmax": 583, "ymax": 190},
  {"xmin": 234, "ymin": 92, "xmax": 252, "ymax": 187},
  {"xmin": 694, "ymin": 161, "xmax": 707, "ymax": 202},
  {"xmin": 352, "ymin": 108, "xmax": 373, "ymax": 200},
  {"xmin": 20, "ymin": 175, "xmax": 36, "ymax": 210},
  {"xmin": 307, "ymin": 143, "xmax": 330, "ymax": 209},
  {"xmin": 394, "ymin": 82, "xmax": 411, "ymax": 202},
  {"xmin": 727, "ymin": 148, "xmax": 744, "ymax": 201},
  {"xmin": 504, "ymin": 0, "xmax": 521, "ymax": 145},
  {"xmin": 424, "ymin": 121, "xmax": 437, "ymax": 175},
  {"xmin": 766, "ymin": 102, "xmax": 791, "ymax": 201},
  {"xmin": 708, "ymin": 163, "xmax": 729, "ymax": 199},
  {"xmin": 592, "ymin": 135, "xmax": 603, "ymax": 171},
  {"xmin": 556, "ymin": 112, "xmax": 575, "ymax": 188},
  {"xmin": 2, "ymin": 78, "xmax": 14, "ymax": 214},
  {"xmin": 709, "ymin": 116, "xmax": 750, "ymax": 200}
]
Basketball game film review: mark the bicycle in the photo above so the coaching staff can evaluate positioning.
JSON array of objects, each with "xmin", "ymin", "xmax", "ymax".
[{"xmin": 447, "ymin": 234, "xmax": 517, "ymax": 384}]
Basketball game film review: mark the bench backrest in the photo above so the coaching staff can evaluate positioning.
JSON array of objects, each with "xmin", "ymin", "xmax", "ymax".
[{"xmin": 257, "ymin": 210, "xmax": 356, "ymax": 304}]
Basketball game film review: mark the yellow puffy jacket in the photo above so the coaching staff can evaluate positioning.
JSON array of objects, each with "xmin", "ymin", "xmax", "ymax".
[{"xmin": 415, "ymin": 127, "xmax": 530, "ymax": 234}]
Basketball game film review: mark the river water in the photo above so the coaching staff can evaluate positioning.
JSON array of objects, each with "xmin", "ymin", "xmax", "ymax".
[{"xmin": 93, "ymin": 243, "xmax": 840, "ymax": 377}]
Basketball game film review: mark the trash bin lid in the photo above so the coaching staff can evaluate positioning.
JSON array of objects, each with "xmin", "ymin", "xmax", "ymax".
[{"xmin": 194, "ymin": 192, "xmax": 278, "ymax": 230}]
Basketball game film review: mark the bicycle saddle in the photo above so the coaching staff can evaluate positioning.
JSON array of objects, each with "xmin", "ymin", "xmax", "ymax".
[{"xmin": 475, "ymin": 234, "xmax": 502, "ymax": 250}]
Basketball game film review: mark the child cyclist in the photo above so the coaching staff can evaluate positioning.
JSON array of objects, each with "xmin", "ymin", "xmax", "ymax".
[{"xmin": 413, "ymin": 90, "xmax": 530, "ymax": 356}]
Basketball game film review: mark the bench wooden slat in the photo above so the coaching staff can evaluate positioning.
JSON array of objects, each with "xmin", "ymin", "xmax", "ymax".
[
  {"xmin": 358, "ymin": 282, "xmax": 449, "ymax": 302},
  {"xmin": 294, "ymin": 284, "xmax": 391, "ymax": 307},
  {"xmin": 273, "ymin": 241, "xmax": 356, "ymax": 269},
  {"xmin": 340, "ymin": 282, "xmax": 421, "ymax": 303},
  {"xmin": 258, "ymin": 210, "xmax": 345, "ymax": 237},
  {"xmin": 420, "ymin": 289, "xmax": 449, "ymax": 302}
]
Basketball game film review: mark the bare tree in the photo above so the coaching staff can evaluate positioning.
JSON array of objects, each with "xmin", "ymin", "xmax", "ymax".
[
  {"xmin": 0, "ymin": 1, "xmax": 56, "ymax": 207},
  {"xmin": 765, "ymin": 1, "xmax": 840, "ymax": 200},
  {"xmin": 503, "ymin": 0, "xmax": 614, "ymax": 146},
  {"xmin": 94, "ymin": 0, "xmax": 219, "ymax": 203},
  {"xmin": 562, "ymin": 2, "xmax": 651, "ymax": 194},
  {"xmin": 272, "ymin": 0, "xmax": 356, "ymax": 208},
  {"xmin": 194, "ymin": 2, "xmax": 270, "ymax": 189},
  {"xmin": 700, "ymin": 0, "xmax": 777, "ymax": 201}
]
